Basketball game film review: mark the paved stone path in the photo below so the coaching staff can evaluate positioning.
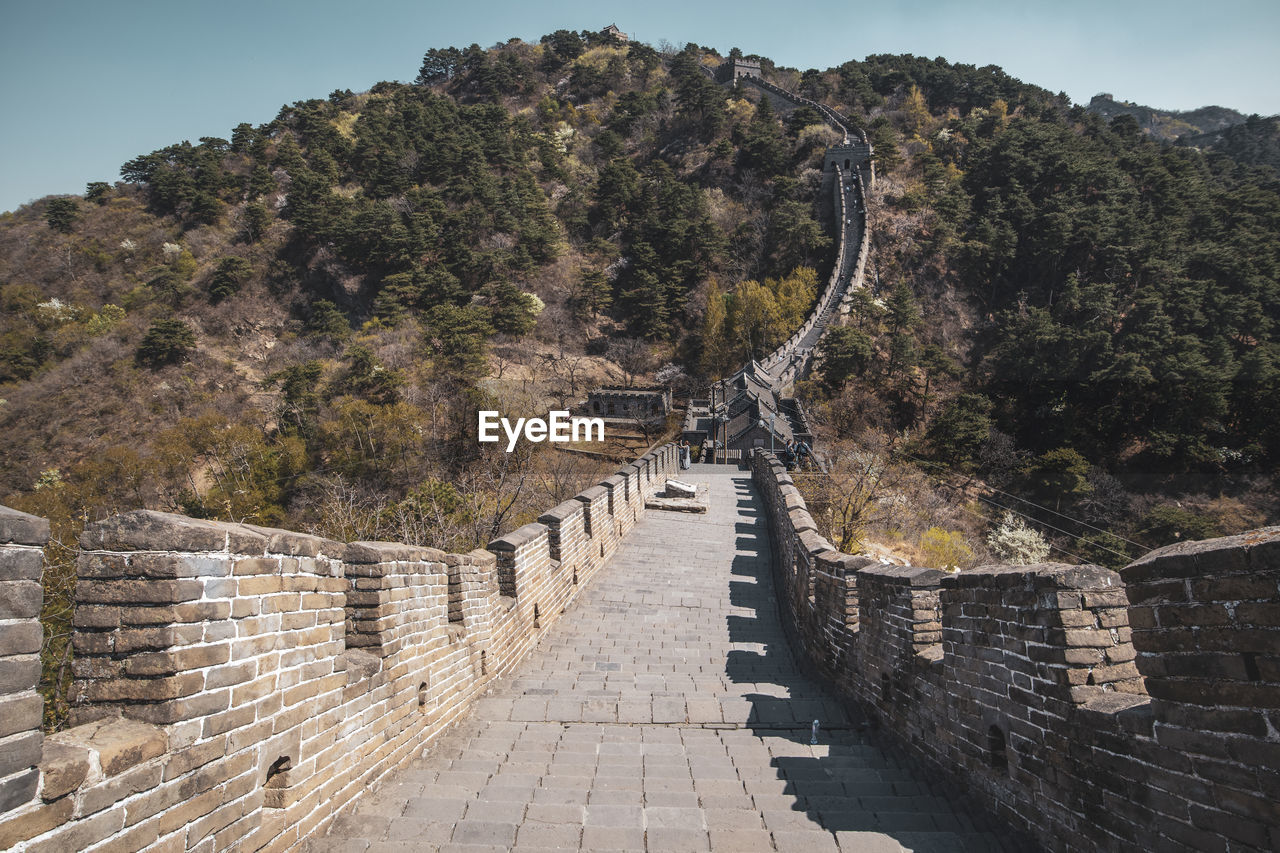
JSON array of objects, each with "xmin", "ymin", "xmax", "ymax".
[{"xmin": 310, "ymin": 466, "xmax": 1012, "ymax": 852}]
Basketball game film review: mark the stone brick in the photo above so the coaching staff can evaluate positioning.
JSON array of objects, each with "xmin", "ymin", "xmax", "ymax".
[
  {"xmin": 73, "ymin": 604, "xmax": 121, "ymax": 629},
  {"xmin": 82, "ymin": 672, "xmax": 204, "ymax": 703},
  {"xmin": 80, "ymin": 510, "xmax": 266, "ymax": 554},
  {"xmin": 0, "ymin": 580, "xmax": 42, "ymax": 620},
  {"xmin": 39, "ymin": 739, "xmax": 90, "ymax": 800},
  {"xmin": 1235, "ymin": 602, "xmax": 1280, "ymax": 626},
  {"xmin": 0, "ymin": 731, "xmax": 42, "ymax": 778},
  {"xmin": 232, "ymin": 557, "xmax": 279, "ymax": 576},
  {"xmin": 79, "ymin": 761, "xmax": 163, "ymax": 816},
  {"xmin": 77, "ymin": 579, "xmax": 203, "ymax": 605},
  {"xmin": 122, "ymin": 644, "xmax": 230, "ymax": 678},
  {"xmin": 1089, "ymin": 662, "xmax": 1140, "ymax": 684},
  {"xmin": 0, "ymin": 547, "xmax": 43, "ymax": 581},
  {"xmin": 0, "ymin": 693, "xmax": 42, "ymax": 741},
  {"xmin": 52, "ymin": 717, "xmax": 166, "ymax": 776},
  {"xmin": 0, "ymin": 796, "xmax": 73, "ymax": 848},
  {"xmin": 23, "ymin": 802, "xmax": 124, "ymax": 853},
  {"xmin": 1058, "ymin": 628, "xmax": 1117, "ymax": 648},
  {"xmin": 0, "ymin": 622, "xmax": 41, "ymax": 655},
  {"xmin": 0, "ymin": 506, "xmax": 50, "ymax": 546},
  {"xmin": 0, "ymin": 768, "xmax": 38, "ymax": 812}
]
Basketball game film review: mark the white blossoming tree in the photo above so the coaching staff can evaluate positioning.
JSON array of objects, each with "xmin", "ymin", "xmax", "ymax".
[{"xmin": 987, "ymin": 511, "xmax": 1051, "ymax": 565}]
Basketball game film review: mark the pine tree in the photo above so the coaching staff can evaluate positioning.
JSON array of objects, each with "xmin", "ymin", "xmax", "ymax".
[{"xmin": 44, "ymin": 198, "xmax": 78, "ymax": 233}]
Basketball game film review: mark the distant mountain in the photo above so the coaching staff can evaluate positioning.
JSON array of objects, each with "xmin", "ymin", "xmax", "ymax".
[
  {"xmin": 1179, "ymin": 114, "xmax": 1280, "ymax": 173},
  {"xmin": 1085, "ymin": 92, "xmax": 1245, "ymax": 141}
]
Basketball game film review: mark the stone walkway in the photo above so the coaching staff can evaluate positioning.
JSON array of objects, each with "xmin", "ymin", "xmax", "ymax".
[{"xmin": 310, "ymin": 466, "xmax": 1013, "ymax": 852}]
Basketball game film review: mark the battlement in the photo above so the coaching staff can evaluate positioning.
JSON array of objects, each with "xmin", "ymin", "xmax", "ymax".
[
  {"xmin": 750, "ymin": 449, "xmax": 1280, "ymax": 851},
  {"xmin": 0, "ymin": 444, "xmax": 679, "ymax": 852}
]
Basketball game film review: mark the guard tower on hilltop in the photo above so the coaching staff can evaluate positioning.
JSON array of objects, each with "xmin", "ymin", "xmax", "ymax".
[{"xmin": 715, "ymin": 57, "xmax": 761, "ymax": 83}]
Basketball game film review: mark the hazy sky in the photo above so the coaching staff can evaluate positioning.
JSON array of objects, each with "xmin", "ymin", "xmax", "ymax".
[{"xmin": 2, "ymin": 0, "xmax": 1277, "ymax": 213}]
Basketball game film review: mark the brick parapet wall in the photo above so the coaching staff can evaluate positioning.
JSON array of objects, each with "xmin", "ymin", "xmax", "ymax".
[
  {"xmin": 761, "ymin": 132, "xmax": 873, "ymax": 391},
  {"xmin": 751, "ymin": 449, "xmax": 1280, "ymax": 851},
  {"xmin": 0, "ymin": 507, "xmax": 50, "ymax": 820},
  {"xmin": 0, "ymin": 443, "xmax": 679, "ymax": 852}
]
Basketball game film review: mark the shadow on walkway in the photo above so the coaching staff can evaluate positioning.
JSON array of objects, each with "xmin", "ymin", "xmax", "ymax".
[{"xmin": 723, "ymin": 474, "xmax": 1027, "ymax": 851}]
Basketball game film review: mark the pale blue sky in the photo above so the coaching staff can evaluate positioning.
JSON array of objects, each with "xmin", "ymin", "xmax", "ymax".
[{"xmin": 2, "ymin": 0, "xmax": 1277, "ymax": 213}]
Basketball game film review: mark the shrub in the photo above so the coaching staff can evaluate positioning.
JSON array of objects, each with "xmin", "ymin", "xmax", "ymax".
[{"xmin": 919, "ymin": 527, "xmax": 972, "ymax": 571}]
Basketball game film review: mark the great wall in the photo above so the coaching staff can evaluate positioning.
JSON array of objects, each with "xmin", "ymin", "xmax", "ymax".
[
  {"xmin": 0, "ymin": 448, "xmax": 681, "ymax": 852},
  {"xmin": 0, "ymin": 64, "xmax": 1277, "ymax": 853}
]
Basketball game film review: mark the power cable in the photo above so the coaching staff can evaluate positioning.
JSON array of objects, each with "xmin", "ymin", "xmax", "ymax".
[
  {"xmin": 799, "ymin": 449, "xmax": 1134, "ymax": 563},
  {"xmin": 895, "ymin": 450, "xmax": 1146, "ymax": 551}
]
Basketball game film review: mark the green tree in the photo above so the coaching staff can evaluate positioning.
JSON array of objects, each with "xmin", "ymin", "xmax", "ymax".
[
  {"xmin": 670, "ymin": 44, "xmax": 727, "ymax": 139},
  {"xmin": 918, "ymin": 344, "xmax": 960, "ymax": 400},
  {"xmin": 572, "ymin": 269, "xmax": 612, "ymax": 319},
  {"xmin": 1027, "ymin": 447, "xmax": 1092, "ymax": 511},
  {"xmin": 1077, "ymin": 532, "xmax": 1132, "ymax": 570},
  {"xmin": 818, "ymin": 326, "xmax": 874, "ymax": 391},
  {"xmin": 305, "ymin": 299, "xmax": 350, "ymax": 340},
  {"xmin": 247, "ymin": 164, "xmax": 276, "ymax": 198},
  {"xmin": 738, "ymin": 97, "xmax": 789, "ymax": 177},
  {"xmin": 136, "ymin": 319, "xmax": 196, "ymax": 367},
  {"xmin": 85, "ymin": 182, "xmax": 111, "ymax": 204},
  {"xmin": 339, "ymin": 345, "xmax": 402, "ymax": 404},
  {"xmin": 417, "ymin": 47, "xmax": 464, "ymax": 84},
  {"xmin": 924, "ymin": 393, "xmax": 993, "ymax": 467},
  {"xmin": 423, "ymin": 303, "xmax": 493, "ymax": 381},
  {"xmin": 1136, "ymin": 505, "xmax": 1219, "ymax": 548},
  {"xmin": 208, "ymin": 257, "xmax": 252, "ymax": 301},
  {"xmin": 45, "ymin": 198, "xmax": 78, "ymax": 233},
  {"xmin": 230, "ymin": 122, "xmax": 255, "ymax": 153},
  {"xmin": 270, "ymin": 361, "xmax": 324, "ymax": 437},
  {"xmin": 767, "ymin": 200, "xmax": 830, "ymax": 273},
  {"xmin": 486, "ymin": 282, "xmax": 542, "ymax": 336},
  {"xmin": 240, "ymin": 202, "xmax": 270, "ymax": 242}
]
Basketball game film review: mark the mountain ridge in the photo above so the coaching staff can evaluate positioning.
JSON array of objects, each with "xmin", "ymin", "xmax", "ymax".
[{"xmin": 1084, "ymin": 91, "xmax": 1248, "ymax": 140}]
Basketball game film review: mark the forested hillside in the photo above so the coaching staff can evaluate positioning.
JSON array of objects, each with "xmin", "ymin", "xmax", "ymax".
[
  {"xmin": 3, "ymin": 32, "xmax": 1278, "ymax": 573},
  {"xmin": 1180, "ymin": 113, "xmax": 1280, "ymax": 174},
  {"xmin": 0, "ymin": 32, "xmax": 836, "ymax": 565},
  {"xmin": 796, "ymin": 55, "xmax": 1280, "ymax": 567},
  {"xmin": 5, "ymin": 30, "xmax": 1280, "ymax": 724}
]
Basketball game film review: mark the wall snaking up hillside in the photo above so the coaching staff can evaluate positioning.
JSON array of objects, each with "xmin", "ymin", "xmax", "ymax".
[
  {"xmin": 751, "ymin": 449, "xmax": 1280, "ymax": 852},
  {"xmin": 0, "ymin": 444, "xmax": 678, "ymax": 853}
]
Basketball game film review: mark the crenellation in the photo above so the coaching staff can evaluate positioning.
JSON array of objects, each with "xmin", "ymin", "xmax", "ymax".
[
  {"xmin": 10, "ymin": 435, "xmax": 1276, "ymax": 850},
  {"xmin": 750, "ymin": 447, "xmax": 1280, "ymax": 851},
  {"xmin": 0, "ymin": 444, "xmax": 679, "ymax": 852},
  {"xmin": 0, "ymin": 507, "xmax": 48, "ymax": 823}
]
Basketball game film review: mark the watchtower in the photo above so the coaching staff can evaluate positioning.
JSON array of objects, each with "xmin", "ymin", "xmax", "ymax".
[{"xmin": 715, "ymin": 57, "xmax": 761, "ymax": 83}]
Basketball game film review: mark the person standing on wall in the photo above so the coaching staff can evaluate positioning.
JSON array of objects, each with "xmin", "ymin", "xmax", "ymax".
[
  {"xmin": 679, "ymin": 439, "xmax": 691, "ymax": 470},
  {"xmin": 795, "ymin": 438, "xmax": 812, "ymax": 471}
]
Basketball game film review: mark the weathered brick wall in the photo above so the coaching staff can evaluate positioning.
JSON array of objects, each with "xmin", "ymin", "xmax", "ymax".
[
  {"xmin": 760, "ymin": 133, "xmax": 873, "ymax": 390},
  {"xmin": 751, "ymin": 449, "xmax": 1280, "ymax": 851},
  {"xmin": 0, "ymin": 507, "xmax": 48, "ymax": 822},
  {"xmin": 0, "ymin": 442, "xmax": 678, "ymax": 852},
  {"xmin": 750, "ymin": 452, "xmax": 865, "ymax": 675}
]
